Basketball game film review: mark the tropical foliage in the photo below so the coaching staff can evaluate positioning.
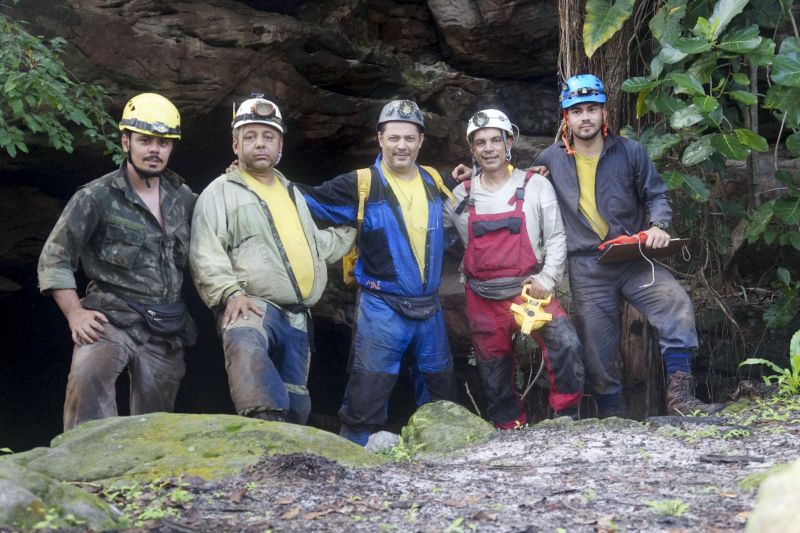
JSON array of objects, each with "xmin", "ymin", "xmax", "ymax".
[
  {"xmin": 583, "ymin": 0, "xmax": 799, "ymax": 327},
  {"xmin": 0, "ymin": 10, "xmax": 118, "ymax": 158}
]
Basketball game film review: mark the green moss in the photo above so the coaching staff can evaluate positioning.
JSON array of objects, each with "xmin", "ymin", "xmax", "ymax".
[{"xmin": 20, "ymin": 413, "xmax": 384, "ymax": 485}]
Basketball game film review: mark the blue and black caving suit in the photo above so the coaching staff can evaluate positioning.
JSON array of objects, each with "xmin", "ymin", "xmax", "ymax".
[{"xmin": 301, "ymin": 155, "xmax": 456, "ymax": 445}]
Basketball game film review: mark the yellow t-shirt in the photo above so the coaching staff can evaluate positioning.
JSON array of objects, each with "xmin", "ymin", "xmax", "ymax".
[
  {"xmin": 574, "ymin": 152, "xmax": 610, "ymax": 239},
  {"xmin": 381, "ymin": 162, "xmax": 429, "ymax": 281},
  {"xmin": 241, "ymin": 170, "xmax": 314, "ymax": 299}
]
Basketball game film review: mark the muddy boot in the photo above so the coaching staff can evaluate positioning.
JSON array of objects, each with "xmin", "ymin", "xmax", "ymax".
[
  {"xmin": 554, "ymin": 406, "xmax": 580, "ymax": 420},
  {"xmin": 666, "ymin": 371, "xmax": 725, "ymax": 416},
  {"xmin": 251, "ymin": 409, "xmax": 287, "ymax": 422}
]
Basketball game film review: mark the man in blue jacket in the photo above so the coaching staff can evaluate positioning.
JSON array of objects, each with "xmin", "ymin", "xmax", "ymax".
[
  {"xmin": 302, "ymin": 100, "xmax": 456, "ymax": 444},
  {"xmin": 534, "ymin": 74, "xmax": 723, "ymax": 418}
]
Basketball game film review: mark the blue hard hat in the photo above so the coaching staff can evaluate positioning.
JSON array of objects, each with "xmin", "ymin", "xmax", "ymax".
[{"xmin": 559, "ymin": 74, "xmax": 606, "ymax": 109}]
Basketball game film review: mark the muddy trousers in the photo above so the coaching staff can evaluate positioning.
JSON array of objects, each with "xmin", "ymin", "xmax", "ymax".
[
  {"xmin": 568, "ymin": 255, "xmax": 699, "ymax": 400},
  {"xmin": 338, "ymin": 291, "xmax": 455, "ymax": 445},
  {"xmin": 63, "ymin": 322, "xmax": 185, "ymax": 431},
  {"xmin": 466, "ymin": 289, "xmax": 584, "ymax": 425},
  {"xmin": 221, "ymin": 298, "xmax": 311, "ymax": 424}
]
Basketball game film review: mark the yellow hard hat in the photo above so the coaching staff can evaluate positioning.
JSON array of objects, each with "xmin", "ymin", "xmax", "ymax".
[{"xmin": 119, "ymin": 93, "xmax": 181, "ymax": 139}]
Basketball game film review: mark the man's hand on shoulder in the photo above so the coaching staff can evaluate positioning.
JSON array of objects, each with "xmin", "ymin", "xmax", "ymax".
[
  {"xmin": 66, "ymin": 308, "xmax": 108, "ymax": 346},
  {"xmin": 452, "ymin": 164, "xmax": 472, "ymax": 183},
  {"xmin": 644, "ymin": 226, "xmax": 671, "ymax": 249},
  {"xmin": 222, "ymin": 293, "xmax": 264, "ymax": 330},
  {"xmin": 525, "ymin": 165, "xmax": 550, "ymax": 178}
]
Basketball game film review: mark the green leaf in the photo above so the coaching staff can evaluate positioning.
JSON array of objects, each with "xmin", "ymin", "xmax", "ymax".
[
  {"xmin": 785, "ymin": 132, "xmax": 800, "ymax": 156},
  {"xmin": 687, "ymin": 53, "xmax": 720, "ymax": 84},
  {"xmin": 661, "ymin": 170, "xmax": 686, "ymax": 189},
  {"xmin": 777, "ymin": 267, "xmax": 791, "ymax": 285},
  {"xmin": 681, "ymin": 135, "xmax": 715, "ymax": 165},
  {"xmin": 732, "ymin": 72, "xmax": 750, "ymax": 86},
  {"xmin": 779, "ymin": 36, "xmax": 800, "ymax": 55},
  {"xmin": 644, "ymin": 133, "xmax": 681, "ymax": 159},
  {"xmin": 583, "ymin": 0, "xmax": 636, "ymax": 58},
  {"xmin": 749, "ymin": 0, "xmax": 794, "ymax": 29},
  {"xmin": 788, "ymin": 231, "xmax": 800, "ymax": 252},
  {"xmin": 667, "ymin": 72, "xmax": 706, "ymax": 95},
  {"xmin": 729, "ymin": 90, "xmax": 758, "ymax": 105},
  {"xmin": 791, "ymin": 329, "xmax": 800, "ymax": 360},
  {"xmin": 692, "ymin": 95, "xmax": 720, "ymax": 112},
  {"xmin": 652, "ymin": 93, "xmax": 687, "ymax": 115},
  {"xmin": 649, "ymin": 0, "xmax": 688, "ymax": 46},
  {"xmin": 674, "ymin": 36, "xmax": 713, "ymax": 54},
  {"xmin": 765, "ymin": 85, "xmax": 800, "ymax": 128},
  {"xmin": 670, "ymin": 104, "xmax": 705, "ymax": 129},
  {"xmin": 621, "ymin": 77, "xmax": 661, "ymax": 93},
  {"xmin": 745, "ymin": 37, "xmax": 776, "ymax": 67},
  {"xmin": 651, "ymin": 56, "xmax": 665, "ymax": 79},
  {"xmin": 746, "ymin": 200, "xmax": 775, "ymax": 242},
  {"xmin": 774, "ymin": 194, "xmax": 800, "ymax": 224},
  {"xmin": 764, "ymin": 289, "xmax": 799, "ymax": 328},
  {"xmin": 693, "ymin": 16, "xmax": 714, "ymax": 40},
  {"xmin": 764, "ymin": 227, "xmax": 777, "ymax": 244},
  {"xmin": 659, "ymin": 45, "xmax": 689, "ymax": 64},
  {"xmin": 682, "ymin": 173, "xmax": 711, "ymax": 202},
  {"xmin": 734, "ymin": 129, "xmax": 768, "ymax": 151},
  {"xmin": 718, "ymin": 25, "xmax": 762, "ymax": 52},
  {"xmin": 704, "ymin": 0, "xmax": 750, "ymax": 40},
  {"xmin": 711, "ymin": 133, "xmax": 751, "ymax": 159},
  {"xmin": 772, "ymin": 52, "xmax": 800, "ymax": 87}
]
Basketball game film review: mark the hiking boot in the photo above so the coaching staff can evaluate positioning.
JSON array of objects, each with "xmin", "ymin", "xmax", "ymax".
[
  {"xmin": 554, "ymin": 406, "xmax": 580, "ymax": 420},
  {"xmin": 666, "ymin": 371, "xmax": 725, "ymax": 416},
  {"xmin": 251, "ymin": 409, "xmax": 287, "ymax": 422}
]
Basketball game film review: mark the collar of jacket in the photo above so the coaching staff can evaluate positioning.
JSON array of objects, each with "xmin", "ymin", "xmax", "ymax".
[
  {"xmin": 110, "ymin": 164, "xmax": 185, "ymax": 197},
  {"xmin": 225, "ymin": 167, "xmax": 289, "ymax": 188},
  {"xmin": 560, "ymin": 131, "xmax": 620, "ymax": 158}
]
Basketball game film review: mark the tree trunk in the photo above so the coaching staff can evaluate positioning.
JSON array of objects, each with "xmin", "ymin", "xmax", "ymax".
[{"xmin": 558, "ymin": 0, "xmax": 663, "ymax": 418}]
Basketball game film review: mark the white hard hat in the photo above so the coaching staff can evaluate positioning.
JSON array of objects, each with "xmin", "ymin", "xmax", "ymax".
[
  {"xmin": 232, "ymin": 97, "xmax": 285, "ymax": 134},
  {"xmin": 466, "ymin": 109, "xmax": 517, "ymax": 143}
]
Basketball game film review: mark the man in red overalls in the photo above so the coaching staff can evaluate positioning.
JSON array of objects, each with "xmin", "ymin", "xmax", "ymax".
[{"xmin": 444, "ymin": 109, "xmax": 585, "ymax": 428}]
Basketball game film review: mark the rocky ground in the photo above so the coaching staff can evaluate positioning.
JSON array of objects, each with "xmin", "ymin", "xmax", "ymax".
[{"xmin": 77, "ymin": 396, "xmax": 799, "ymax": 533}]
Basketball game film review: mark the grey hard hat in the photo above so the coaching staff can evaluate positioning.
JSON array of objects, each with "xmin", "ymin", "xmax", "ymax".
[{"xmin": 377, "ymin": 99, "xmax": 425, "ymax": 130}]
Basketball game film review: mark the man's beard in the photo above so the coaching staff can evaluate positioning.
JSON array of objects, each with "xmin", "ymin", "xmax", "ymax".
[{"xmin": 128, "ymin": 152, "xmax": 164, "ymax": 179}]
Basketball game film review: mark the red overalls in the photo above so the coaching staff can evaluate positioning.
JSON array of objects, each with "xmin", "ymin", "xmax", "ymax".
[{"xmin": 462, "ymin": 172, "xmax": 583, "ymax": 427}]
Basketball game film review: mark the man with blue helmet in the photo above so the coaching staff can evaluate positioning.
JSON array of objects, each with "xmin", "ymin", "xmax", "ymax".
[
  {"xmin": 301, "ymin": 100, "xmax": 457, "ymax": 445},
  {"xmin": 533, "ymin": 74, "xmax": 723, "ymax": 417}
]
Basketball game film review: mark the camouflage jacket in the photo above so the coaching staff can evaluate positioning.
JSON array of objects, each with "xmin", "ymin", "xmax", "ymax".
[
  {"xmin": 189, "ymin": 168, "xmax": 355, "ymax": 317},
  {"xmin": 37, "ymin": 166, "xmax": 198, "ymax": 347}
]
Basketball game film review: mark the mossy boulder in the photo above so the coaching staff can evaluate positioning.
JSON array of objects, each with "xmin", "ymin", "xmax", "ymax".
[
  {"xmin": 402, "ymin": 401, "xmax": 494, "ymax": 455},
  {"xmin": 11, "ymin": 413, "xmax": 384, "ymax": 484},
  {"xmin": 747, "ymin": 457, "xmax": 800, "ymax": 533},
  {"xmin": 0, "ymin": 460, "xmax": 122, "ymax": 530}
]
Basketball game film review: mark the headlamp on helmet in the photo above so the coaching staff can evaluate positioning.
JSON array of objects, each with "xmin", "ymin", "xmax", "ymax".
[
  {"xmin": 119, "ymin": 93, "xmax": 181, "ymax": 139},
  {"xmin": 559, "ymin": 74, "xmax": 607, "ymax": 109},
  {"xmin": 466, "ymin": 109, "xmax": 517, "ymax": 144},
  {"xmin": 232, "ymin": 94, "xmax": 285, "ymax": 134},
  {"xmin": 377, "ymin": 99, "xmax": 425, "ymax": 130}
]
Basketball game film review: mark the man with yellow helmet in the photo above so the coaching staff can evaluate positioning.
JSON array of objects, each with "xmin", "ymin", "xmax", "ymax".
[
  {"xmin": 38, "ymin": 92, "xmax": 197, "ymax": 431},
  {"xmin": 189, "ymin": 95, "xmax": 355, "ymax": 424}
]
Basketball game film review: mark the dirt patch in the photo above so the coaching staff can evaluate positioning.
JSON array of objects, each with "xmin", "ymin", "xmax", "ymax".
[{"xmin": 112, "ymin": 401, "xmax": 800, "ymax": 533}]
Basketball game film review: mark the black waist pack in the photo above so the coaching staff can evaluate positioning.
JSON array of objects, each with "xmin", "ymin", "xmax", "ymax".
[
  {"xmin": 126, "ymin": 300, "xmax": 188, "ymax": 336},
  {"xmin": 467, "ymin": 276, "xmax": 529, "ymax": 301},
  {"xmin": 365, "ymin": 289, "xmax": 441, "ymax": 320}
]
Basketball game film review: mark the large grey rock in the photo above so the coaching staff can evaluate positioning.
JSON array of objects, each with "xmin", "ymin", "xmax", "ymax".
[
  {"xmin": 747, "ymin": 457, "xmax": 800, "ymax": 533},
  {"xmin": 0, "ymin": 460, "xmax": 122, "ymax": 530},
  {"xmin": 10, "ymin": 412, "xmax": 384, "ymax": 484},
  {"xmin": 402, "ymin": 400, "xmax": 495, "ymax": 455}
]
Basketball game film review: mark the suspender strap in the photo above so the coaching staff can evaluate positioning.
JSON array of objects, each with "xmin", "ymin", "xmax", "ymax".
[{"xmin": 420, "ymin": 165, "xmax": 456, "ymax": 205}]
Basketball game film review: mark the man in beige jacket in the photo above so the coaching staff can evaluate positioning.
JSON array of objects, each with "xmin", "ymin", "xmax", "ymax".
[{"xmin": 189, "ymin": 96, "xmax": 355, "ymax": 423}]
